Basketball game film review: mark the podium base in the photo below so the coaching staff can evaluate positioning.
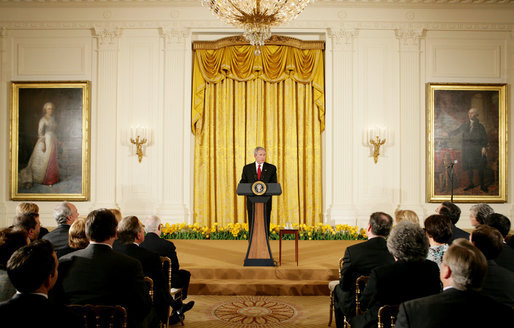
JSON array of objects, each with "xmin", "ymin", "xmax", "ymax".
[{"xmin": 244, "ymin": 258, "xmax": 275, "ymax": 267}]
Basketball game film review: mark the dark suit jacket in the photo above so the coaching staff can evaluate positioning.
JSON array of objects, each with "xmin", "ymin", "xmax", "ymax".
[
  {"xmin": 55, "ymin": 243, "xmax": 151, "ymax": 328},
  {"xmin": 351, "ymin": 260, "xmax": 441, "ymax": 328},
  {"xmin": 43, "ymin": 224, "xmax": 71, "ymax": 257},
  {"xmin": 481, "ymin": 260, "xmax": 514, "ymax": 307},
  {"xmin": 140, "ymin": 233, "xmax": 180, "ymax": 274},
  {"xmin": 113, "ymin": 241, "xmax": 170, "ymax": 319},
  {"xmin": 395, "ymin": 288, "xmax": 513, "ymax": 328},
  {"xmin": 240, "ymin": 162, "xmax": 278, "ymax": 184},
  {"xmin": 449, "ymin": 225, "xmax": 470, "ymax": 243},
  {"xmin": 38, "ymin": 226, "xmax": 49, "ymax": 239},
  {"xmin": 334, "ymin": 237, "xmax": 395, "ymax": 318},
  {"xmin": 0, "ymin": 293, "xmax": 77, "ymax": 328},
  {"xmin": 495, "ymin": 244, "xmax": 514, "ymax": 272}
]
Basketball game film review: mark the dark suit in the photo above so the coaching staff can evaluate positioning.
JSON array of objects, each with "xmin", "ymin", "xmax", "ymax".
[
  {"xmin": 495, "ymin": 244, "xmax": 514, "ymax": 272},
  {"xmin": 113, "ymin": 241, "xmax": 171, "ymax": 321},
  {"xmin": 55, "ymin": 243, "xmax": 151, "ymax": 328},
  {"xmin": 43, "ymin": 224, "xmax": 71, "ymax": 257},
  {"xmin": 140, "ymin": 233, "xmax": 191, "ymax": 299},
  {"xmin": 333, "ymin": 237, "xmax": 395, "ymax": 327},
  {"xmin": 351, "ymin": 260, "xmax": 441, "ymax": 328},
  {"xmin": 240, "ymin": 162, "xmax": 278, "ymax": 234},
  {"xmin": 38, "ymin": 226, "xmax": 49, "ymax": 239},
  {"xmin": 449, "ymin": 225, "xmax": 470, "ymax": 244},
  {"xmin": 0, "ymin": 293, "xmax": 78, "ymax": 328},
  {"xmin": 395, "ymin": 288, "xmax": 513, "ymax": 328},
  {"xmin": 481, "ymin": 260, "xmax": 514, "ymax": 307}
]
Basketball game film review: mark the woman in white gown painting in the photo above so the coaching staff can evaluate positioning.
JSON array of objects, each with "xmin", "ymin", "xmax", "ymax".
[{"xmin": 20, "ymin": 102, "xmax": 60, "ymax": 188}]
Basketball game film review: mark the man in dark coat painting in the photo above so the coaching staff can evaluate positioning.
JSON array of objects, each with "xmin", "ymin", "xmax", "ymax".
[{"xmin": 448, "ymin": 108, "xmax": 488, "ymax": 192}]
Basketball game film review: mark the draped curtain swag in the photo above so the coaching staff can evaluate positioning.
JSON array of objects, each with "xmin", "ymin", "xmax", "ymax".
[{"xmin": 192, "ymin": 35, "xmax": 325, "ymax": 228}]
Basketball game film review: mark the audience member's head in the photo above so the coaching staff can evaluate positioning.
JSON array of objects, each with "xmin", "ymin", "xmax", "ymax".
[
  {"xmin": 68, "ymin": 218, "xmax": 89, "ymax": 250},
  {"xmin": 15, "ymin": 202, "xmax": 39, "ymax": 216},
  {"xmin": 85, "ymin": 209, "xmax": 118, "ymax": 243},
  {"xmin": 368, "ymin": 212, "xmax": 393, "ymax": 238},
  {"xmin": 387, "ymin": 221, "xmax": 429, "ymax": 261},
  {"xmin": 109, "ymin": 208, "xmax": 123, "ymax": 223},
  {"xmin": 469, "ymin": 204, "xmax": 494, "ymax": 227},
  {"xmin": 442, "ymin": 239, "xmax": 487, "ymax": 291},
  {"xmin": 394, "ymin": 209, "xmax": 420, "ymax": 225},
  {"xmin": 7, "ymin": 239, "xmax": 58, "ymax": 294},
  {"xmin": 424, "ymin": 214, "xmax": 453, "ymax": 245},
  {"xmin": 0, "ymin": 228, "xmax": 29, "ymax": 269},
  {"xmin": 117, "ymin": 216, "xmax": 144, "ymax": 244},
  {"xmin": 143, "ymin": 215, "xmax": 162, "ymax": 235},
  {"xmin": 470, "ymin": 225, "xmax": 503, "ymax": 260},
  {"xmin": 12, "ymin": 212, "xmax": 41, "ymax": 241},
  {"xmin": 437, "ymin": 201, "xmax": 461, "ymax": 225},
  {"xmin": 484, "ymin": 213, "xmax": 511, "ymax": 239},
  {"xmin": 54, "ymin": 201, "xmax": 79, "ymax": 225}
]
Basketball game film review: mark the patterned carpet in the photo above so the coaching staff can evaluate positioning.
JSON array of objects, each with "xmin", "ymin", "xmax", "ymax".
[{"xmin": 179, "ymin": 295, "xmax": 329, "ymax": 328}]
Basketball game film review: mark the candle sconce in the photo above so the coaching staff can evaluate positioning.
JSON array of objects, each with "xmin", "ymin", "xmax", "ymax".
[
  {"xmin": 129, "ymin": 126, "xmax": 150, "ymax": 163},
  {"xmin": 367, "ymin": 127, "xmax": 387, "ymax": 164}
]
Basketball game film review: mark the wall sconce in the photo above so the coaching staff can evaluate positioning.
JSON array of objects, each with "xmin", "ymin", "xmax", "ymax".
[
  {"xmin": 367, "ymin": 126, "xmax": 387, "ymax": 164},
  {"xmin": 130, "ymin": 126, "xmax": 150, "ymax": 163}
]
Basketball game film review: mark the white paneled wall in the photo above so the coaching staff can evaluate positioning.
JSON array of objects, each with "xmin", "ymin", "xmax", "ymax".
[{"xmin": 0, "ymin": 3, "xmax": 513, "ymax": 232}]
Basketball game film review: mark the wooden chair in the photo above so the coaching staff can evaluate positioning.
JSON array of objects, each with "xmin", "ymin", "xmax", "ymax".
[
  {"xmin": 66, "ymin": 304, "xmax": 127, "ymax": 328},
  {"xmin": 144, "ymin": 276, "xmax": 154, "ymax": 303},
  {"xmin": 160, "ymin": 256, "xmax": 184, "ymax": 328},
  {"xmin": 377, "ymin": 304, "xmax": 400, "ymax": 328},
  {"xmin": 328, "ymin": 257, "xmax": 344, "ymax": 326},
  {"xmin": 355, "ymin": 275, "xmax": 369, "ymax": 315}
]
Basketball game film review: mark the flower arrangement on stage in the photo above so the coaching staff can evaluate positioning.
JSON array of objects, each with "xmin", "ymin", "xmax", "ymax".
[{"xmin": 160, "ymin": 222, "xmax": 367, "ymax": 241}]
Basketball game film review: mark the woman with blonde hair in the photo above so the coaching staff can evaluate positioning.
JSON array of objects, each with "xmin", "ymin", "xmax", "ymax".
[
  {"xmin": 394, "ymin": 209, "xmax": 420, "ymax": 225},
  {"xmin": 58, "ymin": 217, "xmax": 88, "ymax": 257},
  {"xmin": 109, "ymin": 208, "xmax": 123, "ymax": 223}
]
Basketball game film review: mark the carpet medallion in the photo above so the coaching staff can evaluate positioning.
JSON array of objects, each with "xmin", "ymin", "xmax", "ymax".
[{"xmin": 212, "ymin": 296, "xmax": 297, "ymax": 327}]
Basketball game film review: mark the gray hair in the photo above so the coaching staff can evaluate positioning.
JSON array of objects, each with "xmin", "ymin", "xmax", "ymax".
[
  {"xmin": 143, "ymin": 215, "xmax": 161, "ymax": 234},
  {"xmin": 54, "ymin": 202, "xmax": 72, "ymax": 225},
  {"xmin": 253, "ymin": 147, "xmax": 266, "ymax": 156},
  {"xmin": 470, "ymin": 204, "xmax": 494, "ymax": 225},
  {"xmin": 444, "ymin": 239, "xmax": 487, "ymax": 291},
  {"xmin": 387, "ymin": 221, "xmax": 429, "ymax": 262}
]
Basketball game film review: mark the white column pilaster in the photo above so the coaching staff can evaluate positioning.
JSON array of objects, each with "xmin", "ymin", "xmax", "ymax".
[{"xmin": 0, "ymin": 28, "xmax": 9, "ymax": 225}]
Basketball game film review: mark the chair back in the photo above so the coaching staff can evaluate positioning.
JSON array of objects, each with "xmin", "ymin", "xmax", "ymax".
[
  {"xmin": 67, "ymin": 304, "xmax": 127, "ymax": 328},
  {"xmin": 355, "ymin": 275, "xmax": 369, "ymax": 315},
  {"xmin": 338, "ymin": 257, "xmax": 344, "ymax": 278},
  {"xmin": 144, "ymin": 276, "xmax": 154, "ymax": 303},
  {"xmin": 377, "ymin": 304, "xmax": 400, "ymax": 328},
  {"xmin": 160, "ymin": 256, "xmax": 172, "ymax": 290}
]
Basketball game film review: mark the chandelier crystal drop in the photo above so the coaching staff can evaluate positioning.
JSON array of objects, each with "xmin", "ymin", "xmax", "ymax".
[{"xmin": 202, "ymin": 0, "xmax": 310, "ymax": 54}]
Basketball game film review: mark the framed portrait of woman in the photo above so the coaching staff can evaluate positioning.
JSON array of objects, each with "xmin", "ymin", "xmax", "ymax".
[
  {"xmin": 10, "ymin": 81, "xmax": 90, "ymax": 201},
  {"xmin": 426, "ymin": 83, "xmax": 507, "ymax": 203}
]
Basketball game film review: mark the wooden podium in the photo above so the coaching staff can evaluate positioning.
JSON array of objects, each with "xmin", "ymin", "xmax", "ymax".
[{"xmin": 237, "ymin": 182, "xmax": 282, "ymax": 266}]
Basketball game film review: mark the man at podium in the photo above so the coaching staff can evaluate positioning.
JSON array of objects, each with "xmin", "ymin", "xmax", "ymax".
[{"xmin": 240, "ymin": 147, "xmax": 277, "ymax": 235}]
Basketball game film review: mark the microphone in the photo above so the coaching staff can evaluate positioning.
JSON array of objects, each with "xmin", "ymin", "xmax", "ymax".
[{"xmin": 447, "ymin": 160, "xmax": 457, "ymax": 169}]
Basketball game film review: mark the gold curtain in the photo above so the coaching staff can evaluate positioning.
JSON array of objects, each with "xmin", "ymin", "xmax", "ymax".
[{"xmin": 192, "ymin": 36, "xmax": 325, "ymax": 228}]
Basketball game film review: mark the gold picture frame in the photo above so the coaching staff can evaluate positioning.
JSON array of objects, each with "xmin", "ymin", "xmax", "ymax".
[
  {"xmin": 10, "ymin": 81, "xmax": 90, "ymax": 201},
  {"xmin": 426, "ymin": 83, "xmax": 507, "ymax": 203}
]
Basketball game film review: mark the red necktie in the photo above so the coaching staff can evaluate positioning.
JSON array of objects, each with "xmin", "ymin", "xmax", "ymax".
[{"xmin": 257, "ymin": 164, "xmax": 262, "ymax": 180}]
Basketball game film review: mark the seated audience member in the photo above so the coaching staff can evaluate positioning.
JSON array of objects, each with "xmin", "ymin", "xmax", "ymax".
[
  {"xmin": 470, "ymin": 225, "xmax": 514, "ymax": 307},
  {"xmin": 0, "ymin": 228, "xmax": 29, "ymax": 302},
  {"xmin": 0, "ymin": 240, "xmax": 76, "ymax": 328},
  {"xmin": 469, "ymin": 203, "xmax": 494, "ymax": 227},
  {"xmin": 394, "ymin": 209, "xmax": 419, "ymax": 225},
  {"xmin": 43, "ymin": 202, "xmax": 79, "ymax": 257},
  {"xmin": 12, "ymin": 212, "xmax": 41, "ymax": 242},
  {"xmin": 114, "ymin": 216, "xmax": 188, "ymax": 326},
  {"xmin": 351, "ymin": 222, "xmax": 441, "ymax": 328},
  {"xmin": 55, "ymin": 209, "xmax": 150, "ymax": 328},
  {"xmin": 141, "ymin": 215, "xmax": 192, "ymax": 301},
  {"xmin": 15, "ymin": 202, "xmax": 48, "ymax": 239},
  {"xmin": 424, "ymin": 214, "xmax": 453, "ymax": 268},
  {"xmin": 109, "ymin": 208, "xmax": 123, "ymax": 223},
  {"xmin": 436, "ymin": 201, "xmax": 469, "ymax": 242},
  {"xmin": 58, "ymin": 217, "xmax": 89, "ymax": 257},
  {"xmin": 483, "ymin": 213, "xmax": 514, "ymax": 272},
  {"xmin": 395, "ymin": 239, "xmax": 513, "ymax": 328},
  {"xmin": 333, "ymin": 212, "xmax": 395, "ymax": 327}
]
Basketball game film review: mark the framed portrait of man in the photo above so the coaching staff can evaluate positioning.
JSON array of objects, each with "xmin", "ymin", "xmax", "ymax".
[
  {"xmin": 10, "ymin": 81, "xmax": 90, "ymax": 201},
  {"xmin": 426, "ymin": 83, "xmax": 507, "ymax": 203}
]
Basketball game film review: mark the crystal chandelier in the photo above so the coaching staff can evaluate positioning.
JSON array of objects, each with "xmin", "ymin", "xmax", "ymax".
[{"xmin": 202, "ymin": 0, "xmax": 311, "ymax": 55}]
